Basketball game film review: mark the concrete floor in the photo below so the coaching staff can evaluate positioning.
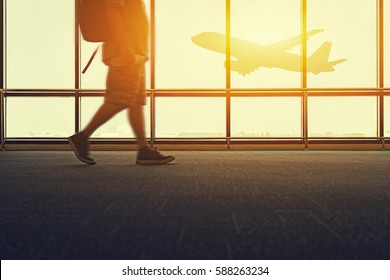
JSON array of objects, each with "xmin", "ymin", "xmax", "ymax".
[{"xmin": 0, "ymin": 151, "xmax": 389, "ymax": 259}]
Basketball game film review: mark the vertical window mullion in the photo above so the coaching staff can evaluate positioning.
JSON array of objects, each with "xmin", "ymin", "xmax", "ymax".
[
  {"xmin": 75, "ymin": 0, "xmax": 80, "ymax": 133},
  {"xmin": 301, "ymin": 0, "xmax": 308, "ymax": 149},
  {"xmin": 1, "ymin": 0, "xmax": 5, "ymax": 149},
  {"xmin": 377, "ymin": 0, "xmax": 384, "ymax": 148},
  {"xmin": 226, "ymin": 0, "xmax": 231, "ymax": 149},
  {"xmin": 1, "ymin": 0, "xmax": 3, "ymax": 90},
  {"xmin": 150, "ymin": 0, "xmax": 156, "ymax": 147}
]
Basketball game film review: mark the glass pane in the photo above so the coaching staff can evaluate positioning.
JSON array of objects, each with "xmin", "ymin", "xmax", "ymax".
[
  {"xmin": 385, "ymin": 97, "xmax": 390, "ymax": 137},
  {"xmin": 308, "ymin": 96, "xmax": 377, "ymax": 137},
  {"xmin": 80, "ymin": 97, "xmax": 150, "ymax": 138},
  {"xmin": 6, "ymin": 97, "xmax": 74, "ymax": 137},
  {"xmin": 6, "ymin": 0, "xmax": 74, "ymax": 89},
  {"xmin": 307, "ymin": 0, "xmax": 376, "ymax": 88},
  {"xmin": 155, "ymin": 98, "xmax": 225, "ymax": 138},
  {"xmin": 385, "ymin": 0, "xmax": 390, "ymax": 87},
  {"xmin": 231, "ymin": 97, "xmax": 302, "ymax": 137},
  {"xmin": 231, "ymin": 0, "xmax": 301, "ymax": 88},
  {"xmin": 80, "ymin": 0, "xmax": 151, "ymax": 89},
  {"xmin": 155, "ymin": 0, "xmax": 225, "ymax": 88}
]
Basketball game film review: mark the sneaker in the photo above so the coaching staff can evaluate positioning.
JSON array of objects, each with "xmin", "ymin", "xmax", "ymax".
[
  {"xmin": 68, "ymin": 132, "xmax": 96, "ymax": 165},
  {"xmin": 136, "ymin": 146, "xmax": 175, "ymax": 165}
]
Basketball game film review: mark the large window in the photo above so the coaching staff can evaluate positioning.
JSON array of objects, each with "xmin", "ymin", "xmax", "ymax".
[
  {"xmin": 385, "ymin": 97, "xmax": 390, "ymax": 137},
  {"xmin": 6, "ymin": 0, "xmax": 74, "ymax": 89},
  {"xmin": 308, "ymin": 97, "xmax": 377, "ymax": 138},
  {"xmin": 6, "ymin": 97, "xmax": 74, "ymax": 137},
  {"xmin": 80, "ymin": 97, "xmax": 151, "ymax": 138},
  {"xmin": 231, "ymin": 97, "xmax": 301, "ymax": 137},
  {"xmin": 155, "ymin": 0, "xmax": 225, "ymax": 88},
  {"xmin": 231, "ymin": 0, "xmax": 301, "ymax": 88},
  {"xmin": 155, "ymin": 97, "xmax": 225, "ymax": 137},
  {"xmin": 307, "ymin": 0, "xmax": 377, "ymax": 88},
  {"xmin": 1, "ymin": 0, "xmax": 389, "ymax": 149}
]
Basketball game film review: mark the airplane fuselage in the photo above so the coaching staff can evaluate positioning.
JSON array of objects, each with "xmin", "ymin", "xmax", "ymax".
[{"xmin": 191, "ymin": 32, "xmax": 346, "ymax": 75}]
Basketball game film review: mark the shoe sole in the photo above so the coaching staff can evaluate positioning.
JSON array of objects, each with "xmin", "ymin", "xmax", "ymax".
[
  {"xmin": 136, "ymin": 156, "xmax": 175, "ymax": 165},
  {"xmin": 68, "ymin": 137, "xmax": 96, "ymax": 165}
]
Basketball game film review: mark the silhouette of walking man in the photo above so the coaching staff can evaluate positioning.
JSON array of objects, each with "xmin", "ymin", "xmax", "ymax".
[{"xmin": 69, "ymin": 0, "xmax": 174, "ymax": 165}]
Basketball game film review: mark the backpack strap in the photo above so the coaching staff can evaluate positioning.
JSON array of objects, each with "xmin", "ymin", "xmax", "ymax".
[{"xmin": 82, "ymin": 46, "xmax": 100, "ymax": 74}]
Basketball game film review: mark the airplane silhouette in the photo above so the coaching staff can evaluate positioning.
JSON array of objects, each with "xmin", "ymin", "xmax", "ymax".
[{"xmin": 191, "ymin": 29, "xmax": 347, "ymax": 75}]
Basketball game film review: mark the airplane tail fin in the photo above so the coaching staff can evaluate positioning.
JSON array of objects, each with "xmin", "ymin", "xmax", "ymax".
[
  {"xmin": 328, "ymin": 59, "xmax": 347, "ymax": 67},
  {"xmin": 309, "ymin": 42, "xmax": 347, "ymax": 74},
  {"xmin": 309, "ymin": 41, "xmax": 332, "ymax": 63}
]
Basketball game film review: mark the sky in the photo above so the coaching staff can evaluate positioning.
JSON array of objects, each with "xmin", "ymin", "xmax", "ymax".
[{"xmin": 3, "ymin": 0, "xmax": 389, "ymax": 138}]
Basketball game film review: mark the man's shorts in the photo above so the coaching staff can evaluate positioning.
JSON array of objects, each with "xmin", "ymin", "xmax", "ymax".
[{"xmin": 105, "ymin": 62, "xmax": 146, "ymax": 107}]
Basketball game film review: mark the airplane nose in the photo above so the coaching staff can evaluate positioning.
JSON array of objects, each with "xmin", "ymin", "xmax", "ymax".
[{"xmin": 191, "ymin": 34, "xmax": 200, "ymax": 44}]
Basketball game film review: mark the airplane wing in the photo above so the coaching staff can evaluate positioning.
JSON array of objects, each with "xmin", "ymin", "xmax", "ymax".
[{"xmin": 269, "ymin": 29, "xmax": 323, "ymax": 51}]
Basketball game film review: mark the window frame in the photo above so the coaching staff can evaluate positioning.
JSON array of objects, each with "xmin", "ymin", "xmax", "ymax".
[{"xmin": 0, "ymin": 0, "xmax": 389, "ymax": 150}]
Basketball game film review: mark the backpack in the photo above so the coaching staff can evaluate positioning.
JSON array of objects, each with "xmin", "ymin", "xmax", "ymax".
[
  {"xmin": 77, "ymin": 0, "xmax": 109, "ymax": 42},
  {"xmin": 77, "ymin": 0, "xmax": 109, "ymax": 73}
]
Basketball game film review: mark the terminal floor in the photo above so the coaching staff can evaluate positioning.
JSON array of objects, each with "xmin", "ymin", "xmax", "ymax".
[{"xmin": 1, "ymin": 151, "xmax": 389, "ymax": 259}]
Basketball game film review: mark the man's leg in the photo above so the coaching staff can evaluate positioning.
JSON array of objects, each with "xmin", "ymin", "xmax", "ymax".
[
  {"xmin": 129, "ymin": 104, "xmax": 175, "ymax": 165},
  {"xmin": 83, "ymin": 103, "xmax": 126, "ymax": 138},
  {"xmin": 68, "ymin": 102, "xmax": 125, "ymax": 164},
  {"xmin": 128, "ymin": 104, "xmax": 148, "ymax": 149}
]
